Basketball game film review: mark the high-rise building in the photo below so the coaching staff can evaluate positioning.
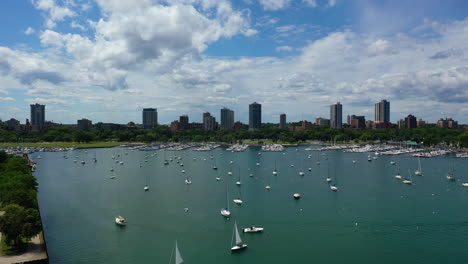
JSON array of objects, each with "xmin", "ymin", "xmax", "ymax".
[
  {"xmin": 279, "ymin": 113, "xmax": 286, "ymax": 129},
  {"xmin": 203, "ymin": 112, "xmax": 216, "ymax": 131},
  {"xmin": 375, "ymin": 100, "xmax": 390, "ymax": 123},
  {"xmin": 142, "ymin": 108, "xmax": 158, "ymax": 129},
  {"xmin": 77, "ymin": 118, "xmax": 92, "ymax": 131},
  {"xmin": 249, "ymin": 102, "xmax": 262, "ymax": 130},
  {"xmin": 330, "ymin": 102, "xmax": 342, "ymax": 129},
  {"xmin": 405, "ymin": 114, "xmax": 417, "ymax": 129},
  {"xmin": 179, "ymin": 115, "xmax": 189, "ymax": 130},
  {"xmin": 220, "ymin": 107, "xmax": 234, "ymax": 129},
  {"xmin": 30, "ymin": 103, "xmax": 45, "ymax": 127},
  {"xmin": 350, "ymin": 115, "xmax": 366, "ymax": 129},
  {"xmin": 315, "ymin": 117, "xmax": 330, "ymax": 126}
]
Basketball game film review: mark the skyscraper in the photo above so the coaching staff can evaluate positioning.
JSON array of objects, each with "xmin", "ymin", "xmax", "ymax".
[
  {"xmin": 142, "ymin": 108, "xmax": 158, "ymax": 129},
  {"xmin": 30, "ymin": 103, "xmax": 45, "ymax": 127},
  {"xmin": 249, "ymin": 102, "xmax": 261, "ymax": 130},
  {"xmin": 374, "ymin": 99, "xmax": 390, "ymax": 128},
  {"xmin": 203, "ymin": 112, "xmax": 216, "ymax": 130},
  {"xmin": 220, "ymin": 107, "xmax": 234, "ymax": 129},
  {"xmin": 330, "ymin": 102, "xmax": 342, "ymax": 129},
  {"xmin": 179, "ymin": 115, "xmax": 189, "ymax": 130},
  {"xmin": 405, "ymin": 114, "xmax": 417, "ymax": 129},
  {"xmin": 279, "ymin": 113, "xmax": 286, "ymax": 129}
]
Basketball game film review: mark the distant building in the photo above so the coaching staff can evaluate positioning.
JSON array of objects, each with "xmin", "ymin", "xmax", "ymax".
[
  {"xmin": 417, "ymin": 119, "xmax": 426, "ymax": 127},
  {"xmin": 405, "ymin": 114, "xmax": 417, "ymax": 129},
  {"xmin": 350, "ymin": 115, "xmax": 366, "ymax": 129},
  {"xmin": 30, "ymin": 103, "xmax": 45, "ymax": 128},
  {"xmin": 170, "ymin": 120, "xmax": 180, "ymax": 131},
  {"xmin": 397, "ymin": 119, "xmax": 406, "ymax": 129},
  {"xmin": 142, "ymin": 108, "xmax": 158, "ymax": 129},
  {"xmin": 95, "ymin": 122, "xmax": 125, "ymax": 130},
  {"xmin": 4, "ymin": 118, "xmax": 20, "ymax": 130},
  {"xmin": 179, "ymin": 115, "xmax": 189, "ymax": 130},
  {"xmin": 279, "ymin": 113, "xmax": 286, "ymax": 129},
  {"xmin": 365, "ymin": 120, "xmax": 374, "ymax": 129},
  {"xmin": 249, "ymin": 102, "xmax": 261, "ymax": 130},
  {"xmin": 315, "ymin": 117, "xmax": 330, "ymax": 126},
  {"xmin": 77, "ymin": 118, "xmax": 92, "ymax": 131},
  {"xmin": 288, "ymin": 120, "xmax": 312, "ymax": 131},
  {"xmin": 220, "ymin": 108, "xmax": 234, "ymax": 129},
  {"xmin": 374, "ymin": 100, "xmax": 390, "ymax": 128},
  {"xmin": 188, "ymin": 122, "xmax": 203, "ymax": 129},
  {"xmin": 437, "ymin": 118, "xmax": 458, "ymax": 129},
  {"xmin": 330, "ymin": 102, "xmax": 342, "ymax": 129},
  {"xmin": 233, "ymin": 121, "xmax": 243, "ymax": 130},
  {"xmin": 203, "ymin": 112, "xmax": 216, "ymax": 131}
]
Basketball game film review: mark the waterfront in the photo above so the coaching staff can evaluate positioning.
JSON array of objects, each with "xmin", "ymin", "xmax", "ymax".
[{"xmin": 32, "ymin": 146, "xmax": 468, "ymax": 263}]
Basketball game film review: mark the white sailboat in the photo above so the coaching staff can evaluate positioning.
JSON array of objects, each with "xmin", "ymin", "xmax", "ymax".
[
  {"xmin": 326, "ymin": 161, "xmax": 332, "ymax": 183},
  {"xmin": 446, "ymin": 159, "xmax": 456, "ymax": 181},
  {"xmin": 243, "ymin": 226, "xmax": 264, "ymax": 233},
  {"xmin": 272, "ymin": 160, "xmax": 278, "ymax": 175},
  {"xmin": 115, "ymin": 215, "xmax": 126, "ymax": 226},
  {"xmin": 415, "ymin": 157, "xmax": 422, "ymax": 176},
  {"xmin": 403, "ymin": 169, "xmax": 413, "ymax": 185},
  {"xmin": 221, "ymin": 181, "xmax": 231, "ymax": 217},
  {"xmin": 169, "ymin": 240, "xmax": 184, "ymax": 264},
  {"xmin": 231, "ymin": 221, "xmax": 247, "ymax": 252},
  {"xmin": 236, "ymin": 167, "xmax": 241, "ymax": 185},
  {"xmin": 293, "ymin": 193, "xmax": 301, "ymax": 199}
]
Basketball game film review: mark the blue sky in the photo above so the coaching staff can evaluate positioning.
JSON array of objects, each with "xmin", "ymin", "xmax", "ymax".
[{"xmin": 0, "ymin": 0, "xmax": 467, "ymax": 125}]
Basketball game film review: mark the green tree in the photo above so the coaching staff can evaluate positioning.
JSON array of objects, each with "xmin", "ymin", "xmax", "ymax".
[{"xmin": 0, "ymin": 204, "xmax": 42, "ymax": 250}]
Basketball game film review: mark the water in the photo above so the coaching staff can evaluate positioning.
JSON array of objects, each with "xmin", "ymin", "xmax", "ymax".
[{"xmin": 32, "ymin": 147, "xmax": 468, "ymax": 263}]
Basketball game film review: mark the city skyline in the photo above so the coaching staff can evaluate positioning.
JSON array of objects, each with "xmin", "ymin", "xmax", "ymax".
[{"xmin": 0, "ymin": 1, "xmax": 467, "ymax": 124}]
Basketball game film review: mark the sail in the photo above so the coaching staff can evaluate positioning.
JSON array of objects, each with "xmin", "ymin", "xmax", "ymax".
[
  {"xmin": 234, "ymin": 221, "xmax": 242, "ymax": 245},
  {"xmin": 175, "ymin": 241, "xmax": 184, "ymax": 264}
]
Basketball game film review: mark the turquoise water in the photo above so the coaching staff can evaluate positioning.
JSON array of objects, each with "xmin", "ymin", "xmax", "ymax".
[{"xmin": 32, "ymin": 147, "xmax": 468, "ymax": 263}]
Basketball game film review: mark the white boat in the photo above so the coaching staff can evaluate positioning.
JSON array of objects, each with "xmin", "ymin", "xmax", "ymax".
[
  {"xmin": 228, "ymin": 171, "xmax": 232, "ymax": 175},
  {"xmin": 170, "ymin": 240, "xmax": 184, "ymax": 264},
  {"xmin": 330, "ymin": 184, "xmax": 338, "ymax": 191},
  {"xmin": 367, "ymin": 156, "xmax": 372, "ymax": 162},
  {"xmin": 231, "ymin": 221, "xmax": 247, "ymax": 252},
  {"xmin": 390, "ymin": 161, "xmax": 396, "ymax": 165},
  {"xmin": 243, "ymin": 226, "xmax": 264, "ymax": 233},
  {"xmin": 233, "ymin": 198, "xmax": 243, "ymax": 205},
  {"xmin": 395, "ymin": 174, "xmax": 402, "ymax": 180},
  {"xmin": 290, "ymin": 164, "xmax": 294, "ymax": 167},
  {"xmin": 144, "ymin": 186, "xmax": 149, "ymax": 191},
  {"xmin": 403, "ymin": 169, "xmax": 413, "ymax": 185},
  {"xmin": 110, "ymin": 175, "xmax": 116, "ymax": 179},
  {"xmin": 249, "ymin": 173, "xmax": 253, "ymax": 177},
  {"xmin": 299, "ymin": 171, "xmax": 305, "ymax": 176},
  {"xmin": 415, "ymin": 157, "xmax": 422, "ymax": 175},
  {"xmin": 352, "ymin": 160, "xmax": 357, "ymax": 164},
  {"xmin": 446, "ymin": 173, "xmax": 456, "ymax": 181},
  {"xmin": 185, "ymin": 178, "xmax": 192, "ymax": 185},
  {"xmin": 164, "ymin": 160, "xmax": 169, "ymax": 165},
  {"xmin": 256, "ymin": 162, "xmax": 260, "ymax": 166},
  {"xmin": 81, "ymin": 160, "xmax": 85, "ymax": 164},
  {"xmin": 265, "ymin": 185, "xmax": 271, "ymax": 190},
  {"xmin": 181, "ymin": 170, "xmax": 185, "ymax": 173},
  {"xmin": 326, "ymin": 177, "xmax": 332, "ymax": 183},
  {"xmin": 110, "ymin": 168, "xmax": 114, "ymax": 172},
  {"xmin": 119, "ymin": 161, "xmax": 124, "ymax": 165},
  {"xmin": 230, "ymin": 160, "xmax": 234, "ymax": 164},
  {"xmin": 273, "ymin": 161, "xmax": 278, "ymax": 175},
  {"xmin": 236, "ymin": 167, "xmax": 241, "ymax": 185},
  {"xmin": 293, "ymin": 193, "xmax": 301, "ymax": 199},
  {"xmin": 216, "ymin": 177, "xmax": 221, "ymax": 181},
  {"xmin": 221, "ymin": 181, "xmax": 231, "ymax": 217},
  {"xmin": 462, "ymin": 183, "xmax": 468, "ymax": 187},
  {"xmin": 115, "ymin": 216, "xmax": 126, "ymax": 226},
  {"xmin": 308, "ymin": 167, "xmax": 312, "ymax": 171}
]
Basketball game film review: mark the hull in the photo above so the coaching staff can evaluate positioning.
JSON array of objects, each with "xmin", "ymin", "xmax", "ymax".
[
  {"xmin": 231, "ymin": 244, "xmax": 248, "ymax": 251},
  {"xmin": 243, "ymin": 227, "xmax": 263, "ymax": 233}
]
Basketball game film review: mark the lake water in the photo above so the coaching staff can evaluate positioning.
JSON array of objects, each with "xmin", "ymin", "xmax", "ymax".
[{"xmin": 32, "ymin": 146, "xmax": 468, "ymax": 263}]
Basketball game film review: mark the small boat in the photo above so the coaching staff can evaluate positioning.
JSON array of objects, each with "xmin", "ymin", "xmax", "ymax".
[
  {"xmin": 446, "ymin": 174, "xmax": 456, "ymax": 181},
  {"xmin": 119, "ymin": 161, "xmax": 124, "ymax": 165},
  {"xmin": 273, "ymin": 160, "xmax": 278, "ymax": 175},
  {"xmin": 256, "ymin": 162, "xmax": 260, "ymax": 166},
  {"xmin": 293, "ymin": 193, "xmax": 301, "ymax": 199},
  {"xmin": 115, "ymin": 216, "xmax": 126, "ymax": 226},
  {"xmin": 164, "ymin": 160, "xmax": 169, "ymax": 165},
  {"xmin": 181, "ymin": 170, "xmax": 185, "ymax": 173},
  {"xmin": 233, "ymin": 198, "xmax": 243, "ymax": 205},
  {"xmin": 110, "ymin": 175, "xmax": 116, "ymax": 179},
  {"xmin": 144, "ymin": 185, "xmax": 149, "ymax": 191},
  {"xmin": 221, "ymin": 181, "xmax": 231, "ymax": 217},
  {"xmin": 216, "ymin": 177, "xmax": 221, "ymax": 181},
  {"xmin": 265, "ymin": 185, "xmax": 271, "ymax": 190},
  {"xmin": 330, "ymin": 184, "xmax": 338, "ymax": 191},
  {"xmin": 110, "ymin": 168, "xmax": 114, "ymax": 172},
  {"xmin": 81, "ymin": 160, "xmax": 85, "ymax": 164},
  {"xmin": 231, "ymin": 221, "xmax": 247, "ymax": 252},
  {"xmin": 213, "ymin": 165, "xmax": 218, "ymax": 170},
  {"xmin": 403, "ymin": 169, "xmax": 413, "ymax": 185},
  {"xmin": 367, "ymin": 156, "xmax": 372, "ymax": 162},
  {"xmin": 185, "ymin": 179, "xmax": 192, "ymax": 185},
  {"xmin": 326, "ymin": 177, "xmax": 332, "ymax": 183},
  {"xmin": 415, "ymin": 157, "xmax": 423, "ymax": 175},
  {"xmin": 228, "ymin": 171, "xmax": 232, "ymax": 175},
  {"xmin": 395, "ymin": 174, "xmax": 402, "ymax": 180},
  {"xmin": 249, "ymin": 174, "xmax": 253, "ymax": 177},
  {"xmin": 352, "ymin": 160, "xmax": 357, "ymax": 164},
  {"xmin": 299, "ymin": 171, "xmax": 304, "ymax": 176},
  {"xmin": 230, "ymin": 160, "xmax": 234, "ymax": 164},
  {"xmin": 243, "ymin": 226, "xmax": 264, "ymax": 233},
  {"xmin": 308, "ymin": 167, "xmax": 312, "ymax": 171},
  {"xmin": 462, "ymin": 183, "xmax": 468, "ymax": 187},
  {"xmin": 390, "ymin": 161, "xmax": 396, "ymax": 165},
  {"xmin": 290, "ymin": 164, "xmax": 294, "ymax": 167}
]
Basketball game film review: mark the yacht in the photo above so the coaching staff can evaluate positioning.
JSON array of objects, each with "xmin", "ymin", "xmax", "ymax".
[
  {"xmin": 233, "ymin": 198, "xmax": 243, "ymax": 205},
  {"xmin": 293, "ymin": 193, "xmax": 301, "ymax": 200},
  {"xmin": 231, "ymin": 221, "xmax": 247, "ymax": 252},
  {"xmin": 243, "ymin": 226, "xmax": 264, "ymax": 233},
  {"xmin": 330, "ymin": 184, "xmax": 338, "ymax": 191},
  {"xmin": 144, "ymin": 186, "xmax": 149, "ymax": 191},
  {"xmin": 115, "ymin": 216, "xmax": 126, "ymax": 226}
]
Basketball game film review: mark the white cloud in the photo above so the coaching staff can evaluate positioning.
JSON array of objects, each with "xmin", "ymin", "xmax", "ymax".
[
  {"xmin": 275, "ymin": 25, "xmax": 295, "ymax": 33},
  {"xmin": 258, "ymin": 0, "xmax": 291, "ymax": 10},
  {"xmin": 302, "ymin": 0, "xmax": 317, "ymax": 8},
  {"xmin": 32, "ymin": 0, "xmax": 76, "ymax": 28},
  {"xmin": 24, "ymin": 27, "xmax": 35, "ymax": 35},
  {"xmin": 25, "ymin": 97, "xmax": 69, "ymax": 105},
  {"xmin": 0, "ymin": 97, "xmax": 15, "ymax": 101},
  {"xmin": 70, "ymin": 21, "xmax": 86, "ymax": 31},
  {"xmin": 275, "ymin": 46, "xmax": 293, "ymax": 52},
  {"xmin": 328, "ymin": 0, "xmax": 336, "ymax": 7}
]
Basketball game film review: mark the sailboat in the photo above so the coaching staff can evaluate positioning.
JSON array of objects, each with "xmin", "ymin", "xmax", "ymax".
[
  {"xmin": 236, "ymin": 167, "xmax": 242, "ymax": 185},
  {"xmin": 415, "ymin": 157, "xmax": 423, "ymax": 176},
  {"xmin": 221, "ymin": 181, "xmax": 231, "ymax": 217},
  {"xmin": 115, "ymin": 216, "xmax": 126, "ymax": 226},
  {"xmin": 272, "ymin": 160, "xmax": 278, "ymax": 175},
  {"xmin": 394, "ymin": 164, "xmax": 402, "ymax": 180},
  {"xmin": 330, "ymin": 167, "xmax": 338, "ymax": 191},
  {"xmin": 144, "ymin": 171, "xmax": 150, "ymax": 191},
  {"xmin": 169, "ymin": 240, "xmax": 184, "ymax": 264},
  {"xmin": 326, "ymin": 161, "xmax": 332, "ymax": 183},
  {"xmin": 446, "ymin": 159, "xmax": 456, "ymax": 181},
  {"xmin": 231, "ymin": 221, "xmax": 247, "ymax": 252},
  {"xmin": 298, "ymin": 156, "xmax": 305, "ymax": 176},
  {"xmin": 163, "ymin": 150, "xmax": 169, "ymax": 165},
  {"xmin": 403, "ymin": 169, "xmax": 413, "ymax": 185}
]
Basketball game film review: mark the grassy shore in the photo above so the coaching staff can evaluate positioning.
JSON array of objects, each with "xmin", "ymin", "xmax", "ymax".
[{"xmin": 0, "ymin": 142, "xmax": 134, "ymax": 148}]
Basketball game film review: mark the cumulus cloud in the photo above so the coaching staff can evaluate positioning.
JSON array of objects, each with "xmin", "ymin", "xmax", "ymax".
[
  {"xmin": 302, "ymin": 0, "xmax": 318, "ymax": 8},
  {"xmin": 32, "ymin": 0, "xmax": 76, "ymax": 28},
  {"xmin": 0, "ymin": 97, "xmax": 15, "ymax": 101},
  {"xmin": 24, "ymin": 27, "xmax": 35, "ymax": 35},
  {"xmin": 259, "ymin": 0, "xmax": 291, "ymax": 10}
]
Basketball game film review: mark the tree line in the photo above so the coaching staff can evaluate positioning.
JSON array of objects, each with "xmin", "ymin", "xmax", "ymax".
[
  {"xmin": 0, "ymin": 151, "xmax": 42, "ymax": 253},
  {"xmin": 0, "ymin": 124, "xmax": 467, "ymax": 147}
]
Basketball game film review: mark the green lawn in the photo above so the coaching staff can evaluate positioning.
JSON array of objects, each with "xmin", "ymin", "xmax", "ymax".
[{"xmin": 0, "ymin": 142, "xmax": 134, "ymax": 148}]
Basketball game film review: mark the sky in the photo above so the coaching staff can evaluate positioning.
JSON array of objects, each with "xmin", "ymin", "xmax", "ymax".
[{"xmin": 0, "ymin": 0, "xmax": 467, "ymax": 125}]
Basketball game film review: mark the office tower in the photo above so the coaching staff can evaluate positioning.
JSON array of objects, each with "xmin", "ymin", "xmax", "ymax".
[
  {"xmin": 279, "ymin": 113, "xmax": 286, "ymax": 129},
  {"xmin": 77, "ymin": 119, "xmax": 92, "ymax": 131},
  {"xmin": 405, "ymin": 114, "xmax": 417, "ymax": 129},
  {"xmin": 315, "ymin": 117, "xmax": 330, "ymax": 126},
  {"xmin": 30, "ymin": 103, "xmax": 45, "ymax": 127},
  {"xmin": 203, "ymin": 112, "xmax": 216, "ymax": 131},
  {"xmin": 374, "ymin": 100, "xmax": 390, "ymax": 128},
  {"xmin": 179, "ymin": 115, "xmax": 189, "ymax": 130},
  {"xmin": 330, "ymin": 102, "xmax": 342, "ymax": 129},
  {"xmin": 220, "ymin": 107, "xmax": 234, "ymax": 129},
  {"xmin": 249, "ymin": 102, "xmax": 261, "ymax": 130},
  {"xmin": 142, "ymin": 108, "xmax": 158, "ymax": 129},
  {"xmin": 350, "ymin": 115, "xmax": 366, "ymax": 129}
]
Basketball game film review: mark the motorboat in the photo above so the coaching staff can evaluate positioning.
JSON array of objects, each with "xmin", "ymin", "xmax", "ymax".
[
  {"xmin": 293, "ymin": 193, "xmax": 301, "ymax": 199},
  {"xmin": 243, "ymin": 226, "xmax": 264, "ymax": 233},
  {"xmin": 233, "ymin": 198, "xmax": 243, "ymax": 205},
  {"xmin": 115, "ymin": 216, "xmax": 126, "ymax": 226}
]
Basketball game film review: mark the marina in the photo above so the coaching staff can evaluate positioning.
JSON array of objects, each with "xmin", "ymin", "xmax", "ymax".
[{"xmin": 30, "ymin": 145, "xmax": 468, "ymax": 263}]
